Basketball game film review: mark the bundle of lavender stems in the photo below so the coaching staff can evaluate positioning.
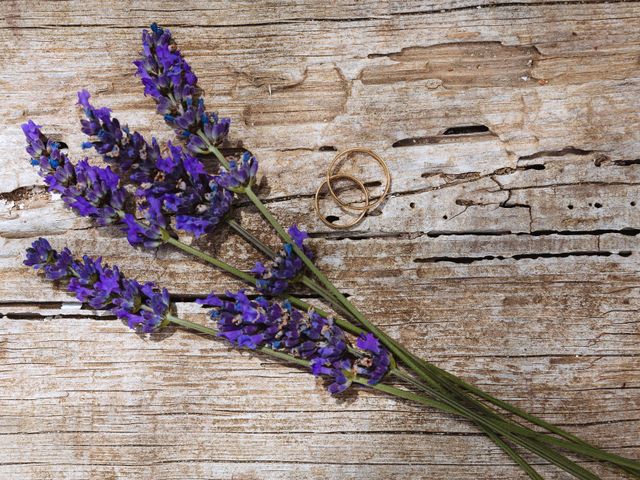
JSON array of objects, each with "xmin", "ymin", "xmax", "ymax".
[{"xmin": 21, "ymin": 23, "xmax": 639, "ymax": 479}]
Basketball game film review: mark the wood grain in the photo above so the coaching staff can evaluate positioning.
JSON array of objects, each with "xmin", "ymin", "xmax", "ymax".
[{"xmin": 0, "ymin": 1, "xmax": 639, "ymax": 479}]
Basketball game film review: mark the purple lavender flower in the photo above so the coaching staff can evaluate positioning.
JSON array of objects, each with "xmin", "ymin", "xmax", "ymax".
[
  {"xmin": 138, "ymin": 142, "xmax": 235, "ymax": 237},
  {"xmin": 78, "ymin": 90, "xmax": 163, "ymax": 183},
  {"xmin": 78, "ymin": 90, "xmax": 160, "ymax": 180},
  {"xmin": 25, "ymin": 238, "xmax": 171, "ymax": 333},
  {"xmin": 63, "ymin": 159, "xmax": 125, "ymax": 226},
  {"xmin": 22, "ymin": 120, "xmax": 67, "ymax": 174},
  {"xmin": 76, "ymin": 94, "xmax": 235, "ymax": 238},
  {"xmin": 355, "ymin": 333, "xmax": 392, "ymax": 385},
  {"xmin": 24, "ymin": 238, "xmax": 73, "ymax": 280},
  {"xmin": 252, "ymin": 225, "xmax": 313, "ymax": 295},
  {"xmin": 197, "ymin": 291, "xmax": 390, "ymax": 393},
  {"xmin": 134, "ymin": 23, "xmax": 230, "ymax": 153},
  {"xmin": 24, "ymin": 120, "xmax": 125, "ymax": 226},
  {"xmin": 215, "ymin": 152, "xmax": 258, "ymax": 192},
  {"xmin": 22, "ymin": 120, "xmax": 169, "ymax": 246},
  {"xmin": 122, "ymin": 196, "xmax": 166, "ymax": 248}
]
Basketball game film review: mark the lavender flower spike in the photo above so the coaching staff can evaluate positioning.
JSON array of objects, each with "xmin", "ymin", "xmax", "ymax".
[
  {"xmin": 76, "ymin": 94, "xmax": 235, "ymax": 238},
  {"xmin": 21, "ymin": 121, "xmax": 165, "ymax": 246},
  {"xmin": 216, "ymin": 152, "xmax": 259, "ymax": 192},
  {"xmin": 25, "ymin": 238, "xmax": 171, "ymax": 333},
  {"xmin": 78, "ymin": 89, "xmax": 160, "ymax": 180},
  {"xmin": 137, "ymin": 141, "xmax": 235, "ymax": 237},
  {"xmin": 134, "ymin": 23, "xmax": 230, "ymax": 154},
  {"xmin": 252, "ymin": 225, "xmax": 313, "ymax": 296},
  {"xmin": 198, "ymin": 291, "xmax": 390, "ymax": 393}
]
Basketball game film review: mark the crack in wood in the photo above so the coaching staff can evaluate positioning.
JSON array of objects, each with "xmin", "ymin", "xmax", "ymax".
[{"xmin": 414, "ymin": 250, "xmax": 630, "ymax": 265}]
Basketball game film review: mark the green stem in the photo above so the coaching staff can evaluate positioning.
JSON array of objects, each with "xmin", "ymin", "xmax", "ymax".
[
  {"xmin": 359, "ymin": 380, "xmax": 597, "ymax": 480},
  {"xmin": 242, "ymin": 185, "xmax": 640, "ymax": 475},
  {"xmin": 390, "ymin": 369, "xmax": 543, "ymax": 480},
  {"xmin": 483, "ymin": 430, "xmax": 545, "ymax": 480},
  {"xmin": 386, "ymin": 374, "xmax": 600, "ymax": 480},
  {"xmin": 393, "ymin": 368, "xmax": 640, "ymax": 474},
  {"xmin": 226, "ymin": 218, "xmax": 277, "ymax": 258},
  {"xmin": 226, "ymin": 217, "xmax": 353, "ymax": 320},
  {"xmin": 161, "ymin": 228, "xmax": 365, "ymax": 337},
  {"xmin": 299, "ymin": 275, "xmax": 355, "ymax": 321},
  {"xmin": 163, "ymin": 232, "xmax": 254, "ymax": 283},
  {"xmin": 207, "ymin": 142, "xmax": 230, "ymax": 169}
]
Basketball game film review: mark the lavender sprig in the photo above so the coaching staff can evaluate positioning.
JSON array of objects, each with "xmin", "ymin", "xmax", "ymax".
[
  {"xmin": 22, "ymin": 120, "xmax": 165, "ymax": 246},
  {"xmin": 77, "ymin": 91, "xmax": 234, "ymax": 237},
  {"xmin": 252, "ymin": 225, "xmax": 312, "ymax": 295},
  {"xmin": 215, "ymin": 152, "xmax": 258, "ymax": 192},
  {"xmin": 197, "ymin": 290, "xmax": 390, "ymax": 393},
  {"xmin": 23, "ymin": 121, "xmax": 126, "ymax": 227},
  {"xmin": 134, "ymin": 23, "xmax": 230, "ymax": 153},
  {"xmin": 25, "ymin": 238, "xmax": 171, "ymax": 333},
  {"xmin": 78, "ymin": 90, "xmax": 161, "ymax": 183}
]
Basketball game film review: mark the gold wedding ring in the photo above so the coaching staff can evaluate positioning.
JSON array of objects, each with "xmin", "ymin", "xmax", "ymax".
[
  {"xmin": 314, "ymin": 173, "xmax": 370, "ymax": 229},
  {"xmin": 326, "ymin": 147, "xmax": 391, "ymax": 211}
]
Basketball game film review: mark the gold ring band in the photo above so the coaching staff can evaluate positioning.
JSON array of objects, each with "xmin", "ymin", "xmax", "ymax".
[
  {"xmin": 326, "ymin": 147, "xmax": 391, "ymax": 212},
  {"xmin": 314, "ymin": 173, "xmax": 370, "ymax": 229}
]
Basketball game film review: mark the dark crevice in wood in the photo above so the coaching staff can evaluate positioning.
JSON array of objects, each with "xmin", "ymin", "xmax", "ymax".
[
  {"xmin": 518, "ymin": 146, "xmax": 595, "ymax": 161},
  {"xmin": 393, "ymin": 128, "xmax": 494, "ymax": 147},
  {"xmin": 443, "ymin": 125, "xmax": 490, "ymax": 136},
  {"xmin": 2, "ymin": 1, "xmax": 634, "ymax": 33},
  {"xmin": 414, "ymin": 250, "xmax": 630, "ymax": 265},
  {"xmin": 388, "ymin": 0, "xmax": 634, "ymax": 19},
  {"xmin": 310, "ymin": 227, "xmax": 640, "ymax": 241},
  {"xmin": 614, "ymin": 159, "xmax": 640, "ymax": 166}
]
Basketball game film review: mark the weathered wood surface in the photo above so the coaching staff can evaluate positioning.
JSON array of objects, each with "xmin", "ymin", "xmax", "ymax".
[{"xmin": 1, "ymin": 1, "xmax": 639, "ymax": 479}]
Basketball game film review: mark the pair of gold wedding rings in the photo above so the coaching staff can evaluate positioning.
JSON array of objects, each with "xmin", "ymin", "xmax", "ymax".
[{"xmin": 314, "ymin": 148, "xmax": 391, "ymax": 229}]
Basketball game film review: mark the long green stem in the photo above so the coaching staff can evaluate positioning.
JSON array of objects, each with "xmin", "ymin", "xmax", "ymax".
[
  {"xmin": 397, "ymin": 364, "xmax": 640, "ymax": 475},
  {"xmin": 206, "ymin": 147, "xmax": 639, "ymax": 477},
  {"xmin": 161, "ymin": 229, "xmax": 365, "ymax": 337},
  {"xmin": 226, "ymin": 218, "xmax": 277, "ymax": 258},
  {"xmin": 359, "ymin": 380, "xmax": 597, "ymax": 480},
  {"xmin": 391, "ymin": 369, "xmax": 543, "ymax": 480},
  {"xmin": 393, "ymin": 368, "xmax": 640, "ymax": 475},
  {"xmin": 242, "ymin": 186, "xmax": 640, "ymax": 476},
  {"xmin": 483, "ymin": 430, "xmax": 545, "ymax": 480},
  {"xmin": 164, "ymin": 233, "xmax": 254, "ymax": 283}
]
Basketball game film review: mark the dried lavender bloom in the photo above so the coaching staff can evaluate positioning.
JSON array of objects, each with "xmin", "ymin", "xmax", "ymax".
[
  {"xmin": 134, "ymin": 23, "xmax": 230, "ymax": 153},
  {"xmin": 355, "ymin": 333, "xmax": 392, "ymax": 385},
  {"xmin": 252, "ymin": 225, "xmax": 313, "ymax": 295},
  {"xmin": 78, "ymin": 90, "xmax": 161, "ymax": 182},
  {"xmin": 23, "ymin": 121, "xmax": 125, "ymax": 226},
  {"xmin": 22, "ymin": 121, "xmax": 164, "ymax": 246},
  {"xmin": 215, "ymin": 152, "xmax": 259, "ymax": 192},
  {"xmin": 197, "ymin": 291, "xmax": 390, "ymax": 393},
  {"xmin": 77, "ymin": 92, "xmax": 234, "ymax": 238},
  {"xmin": 140, "ymin": 142, "xmax": 234, "ymax": 237},
  {"xmin": 25, "ymin": 238, "xmax": 171, "ymax": 333}
]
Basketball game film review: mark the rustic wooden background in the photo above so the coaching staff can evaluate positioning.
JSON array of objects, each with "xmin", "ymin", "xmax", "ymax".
[{"xmin": 1, "ymin": 1, "xmax": 639, "ymax": 479}]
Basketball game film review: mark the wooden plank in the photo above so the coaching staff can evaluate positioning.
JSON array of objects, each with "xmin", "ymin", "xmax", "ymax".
[{"xmin": 1, "ymin": 1, "xmax": 639, "ymax": 479}]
